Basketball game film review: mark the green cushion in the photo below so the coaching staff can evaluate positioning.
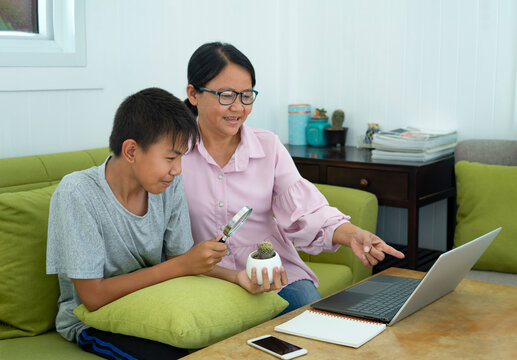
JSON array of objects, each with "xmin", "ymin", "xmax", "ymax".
[
  {"xmin": 74, "ymin": 275, "xmax": 288, "ymax": 349},
  {"xmin": 305, "ymin": 262, "xmax": 353, "ymax": 297},
  {"xmin": 454, "ymin": 161, "xmax": 517, "ymax": 273},
  {"xmin": 0, "ymin": 185, "xmax": 59, "ymax": 339}
]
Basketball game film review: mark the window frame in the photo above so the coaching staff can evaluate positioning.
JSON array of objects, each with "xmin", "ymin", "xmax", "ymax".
[{"xmin": 0, "ymin": 0, "xmax": 86, "ymax": 67}]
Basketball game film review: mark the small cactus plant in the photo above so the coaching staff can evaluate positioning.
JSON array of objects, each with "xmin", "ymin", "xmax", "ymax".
[
  {"xmin": 331, "ymin": 109, "xmax": 345, "ymax": 130},
  {"xmin": 253, "ymin": 241, "xmax": 276, "ymax": 259}
]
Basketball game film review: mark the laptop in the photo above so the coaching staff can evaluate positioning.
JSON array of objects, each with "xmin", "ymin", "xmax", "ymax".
[{"xmin": 311, "ymin": 227, "xmax": 501, "ymax": 326}]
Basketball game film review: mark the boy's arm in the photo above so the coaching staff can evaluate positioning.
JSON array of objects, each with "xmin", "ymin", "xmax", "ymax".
[{"xmin": 74, "ymin": 238, "xmax": 226, "ymax": 311}]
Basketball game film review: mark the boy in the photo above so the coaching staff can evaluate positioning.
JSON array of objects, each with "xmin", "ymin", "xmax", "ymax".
[{"xmin": 46, "ymin": 88, "xmax": 227, "ymax": 360}]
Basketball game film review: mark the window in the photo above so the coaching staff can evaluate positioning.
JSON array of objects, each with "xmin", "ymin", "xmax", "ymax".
[
  {"xmin": 0, "ymin": 0, "xmax": 85, "ymax": 67},
  {"xmin": 0, "ymin": 0, "xmax": 39, "ymax": 34}
]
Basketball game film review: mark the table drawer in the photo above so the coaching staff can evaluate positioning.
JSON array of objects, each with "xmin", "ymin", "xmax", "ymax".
[{"xmin": 327, "ymin": 167, "xmax": 408, "ymax": 202}]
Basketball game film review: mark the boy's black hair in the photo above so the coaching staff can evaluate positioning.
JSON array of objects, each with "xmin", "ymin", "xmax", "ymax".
[
  {"xmin": 109, "ymin": 87, "xmax": 199, "ymax": 156},
  {"xmin": 184, "ymin": 42, "xmax": 256, "ymax": 116}
]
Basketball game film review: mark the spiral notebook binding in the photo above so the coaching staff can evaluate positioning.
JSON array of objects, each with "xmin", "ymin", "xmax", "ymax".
[{"xmin": 309, "ymin": 309, "xmax": 384, "ymax": 325}]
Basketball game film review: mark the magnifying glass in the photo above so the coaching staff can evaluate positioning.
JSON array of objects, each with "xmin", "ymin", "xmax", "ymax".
[{"xmin": 219, "ymin": 206, "xmax": 252, "ymax": 243}]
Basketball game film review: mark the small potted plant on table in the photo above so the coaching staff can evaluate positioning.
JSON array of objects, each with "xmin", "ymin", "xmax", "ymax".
[
  {"xmin": 325, "ymin": 109, "xmax": 348, "ymax": 149},
  {"xmin": 246, "ymin": 241, "xmax": 282, "ymax": 285}
]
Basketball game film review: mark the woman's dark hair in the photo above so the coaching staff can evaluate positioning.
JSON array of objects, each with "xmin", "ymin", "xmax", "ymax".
[
  {"xmin": 184, "ymin": 42, "xmax": 256, "ymax": 116},
  {"xmin": 109, "ymin": 87, "xmax": 199, "ymax": 156}
]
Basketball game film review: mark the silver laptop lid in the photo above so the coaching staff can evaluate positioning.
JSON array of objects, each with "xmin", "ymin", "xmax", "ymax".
[{"xmin": 389, "ymin": 227, "xmax": 501, "ymax": 326}]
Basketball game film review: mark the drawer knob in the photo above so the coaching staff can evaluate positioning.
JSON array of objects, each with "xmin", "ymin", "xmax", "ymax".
[{"xmin": 359, "ymin": 178, "xmax": 369, "ymax": 188}]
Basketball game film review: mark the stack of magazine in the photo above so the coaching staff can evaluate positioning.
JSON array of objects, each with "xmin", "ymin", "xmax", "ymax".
[{"xmin": 371, "ymin": 127, "xmax": 457, "ymax": 161}]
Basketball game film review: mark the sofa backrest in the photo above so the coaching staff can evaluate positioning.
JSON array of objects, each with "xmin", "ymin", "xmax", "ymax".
[
  {"xmin": 454, "ymin": 139, "xmax": 517, "ymax": 166},
  {"xmin": 0, "ymin": 148, "xmax": 111, "ymax": 194}
]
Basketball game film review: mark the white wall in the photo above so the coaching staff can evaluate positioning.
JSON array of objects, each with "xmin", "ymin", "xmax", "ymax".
[{"xmin": 1, "ymin": 0, "xmax": 516, "ymax": 250}]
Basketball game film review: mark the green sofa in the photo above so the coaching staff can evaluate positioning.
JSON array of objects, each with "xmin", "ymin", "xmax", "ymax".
[
  {"xmin": 0, "ymin": 147, "xmax": 377, "ymax": 359},
  {"xmin": 453, "ymin": 139, "xmax": 517, "ymax": 286}
]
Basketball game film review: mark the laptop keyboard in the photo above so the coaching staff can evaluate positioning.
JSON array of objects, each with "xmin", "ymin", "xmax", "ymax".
[{"xmin": 348, "ymin": 278, "xmax": 421, "ymax": 318}]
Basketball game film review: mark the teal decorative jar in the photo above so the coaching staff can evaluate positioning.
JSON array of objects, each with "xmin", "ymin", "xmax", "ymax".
[
  {"xmin": 306, "ymin": 116, "xmax": 331, "ymax": 146},
  {"xmin": 288, "ymin": 104, "xmax": 311, "ymax": 145}
]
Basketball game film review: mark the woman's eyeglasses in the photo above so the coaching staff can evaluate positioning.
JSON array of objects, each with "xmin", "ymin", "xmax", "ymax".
[{"xmin": 198, "ymin": 87, "xmax": 258, "ymax": 105}]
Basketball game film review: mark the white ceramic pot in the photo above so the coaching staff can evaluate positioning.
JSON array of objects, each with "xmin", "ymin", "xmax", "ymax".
[{"xmin": 246, "ymin": 251, "xmax": 283, "ymax": 285}]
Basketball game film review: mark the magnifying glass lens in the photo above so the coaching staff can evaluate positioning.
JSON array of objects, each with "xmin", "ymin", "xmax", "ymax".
[{"xmin": 220, "ymin": 206, "xmax": 252, "ymax": 243}]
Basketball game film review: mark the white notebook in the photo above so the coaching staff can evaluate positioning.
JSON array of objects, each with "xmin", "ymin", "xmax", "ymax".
[{"xmin": 274, "ymin": 310, "xmax": 386, "ymax": 348}]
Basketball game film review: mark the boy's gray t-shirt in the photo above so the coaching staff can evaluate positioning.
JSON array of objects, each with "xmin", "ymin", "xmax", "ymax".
[{"xmin": 46, "ymin": 157, "xmax": 194, "ymax": 342}]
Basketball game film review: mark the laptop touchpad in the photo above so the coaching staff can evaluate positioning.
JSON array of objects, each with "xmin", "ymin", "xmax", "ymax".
[{"xmin": 349, "ymin": 281, "xmax": 392, "ymax": 295}]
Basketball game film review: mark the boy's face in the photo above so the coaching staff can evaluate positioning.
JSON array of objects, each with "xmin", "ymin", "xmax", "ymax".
[{"xmin": 133, "ymin": 135, "xmax": 186, "ymax": 194}]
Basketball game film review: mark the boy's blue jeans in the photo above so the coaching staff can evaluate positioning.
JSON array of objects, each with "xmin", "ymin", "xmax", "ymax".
[{"xmin": 277, "ymin": 279, "xmax": 321, "ymax": 316}]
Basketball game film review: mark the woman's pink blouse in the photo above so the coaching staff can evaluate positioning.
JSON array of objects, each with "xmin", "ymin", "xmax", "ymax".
[{"xmin": 181, "ymin": 125, "xmax": 350, "ymax": 287}]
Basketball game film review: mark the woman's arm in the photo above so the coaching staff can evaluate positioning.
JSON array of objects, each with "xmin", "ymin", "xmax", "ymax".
[{"xmin": 270, "ymin": 136, "xmax": 404, "ymax": 267}]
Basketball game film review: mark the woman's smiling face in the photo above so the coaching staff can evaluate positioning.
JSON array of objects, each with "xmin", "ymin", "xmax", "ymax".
[{"xmin": 194, "ymin": 63, "xmax": 254, "ymax": 140}]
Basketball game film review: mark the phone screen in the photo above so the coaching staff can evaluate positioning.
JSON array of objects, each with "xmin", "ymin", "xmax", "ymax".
[{"xmin": 251, "ymin": 336, "xmax": 303, "ymax": 355}]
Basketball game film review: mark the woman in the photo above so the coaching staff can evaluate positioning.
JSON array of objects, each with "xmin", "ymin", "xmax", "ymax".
[{"xmin": 182, "ymin": 42, "xmax": 404, "ymax": 314}]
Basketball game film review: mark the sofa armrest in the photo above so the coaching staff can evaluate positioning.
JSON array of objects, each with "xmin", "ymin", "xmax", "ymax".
[{"xmin": 299, "ymin": 183, "xmax": 378, "ymax": 284}]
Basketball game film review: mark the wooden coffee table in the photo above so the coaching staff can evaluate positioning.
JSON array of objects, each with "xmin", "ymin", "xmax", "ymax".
[{"xmin": 184, "ymin": 268, "xmax": 517, "ymax": 359}]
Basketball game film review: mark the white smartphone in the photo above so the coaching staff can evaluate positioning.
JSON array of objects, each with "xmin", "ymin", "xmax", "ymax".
[{"xmin": 247, "ymin": 335, "xmax": 307, "ymax": 359}]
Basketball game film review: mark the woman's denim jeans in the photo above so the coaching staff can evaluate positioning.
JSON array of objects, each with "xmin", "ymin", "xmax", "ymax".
[{"xmin": 277, "ymin": 279, "xmax": 321, "ymax": 316}]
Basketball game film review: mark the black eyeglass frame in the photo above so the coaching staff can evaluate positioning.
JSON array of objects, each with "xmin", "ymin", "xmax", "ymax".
[{"xmin": 198, "ymin": 87, "xmax": 259, "ymax": 105}]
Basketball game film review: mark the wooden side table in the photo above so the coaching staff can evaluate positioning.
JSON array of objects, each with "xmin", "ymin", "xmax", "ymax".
[{"xmin": 285, "ymin": 145, "xmax": 456, "ymax": 269}]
